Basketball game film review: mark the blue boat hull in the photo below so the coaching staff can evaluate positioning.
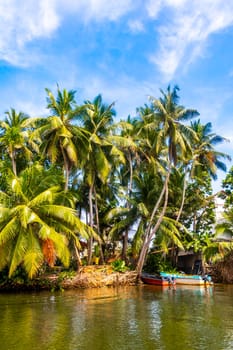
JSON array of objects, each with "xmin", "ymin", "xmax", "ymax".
[{"xmin": 160, "ymin": 272, "xmax": 212, "ymax": 285}]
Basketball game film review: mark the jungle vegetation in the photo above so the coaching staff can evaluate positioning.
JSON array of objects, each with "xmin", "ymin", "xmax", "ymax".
[{"xmin": 0, "ymin": 85, "xmax": 232, "ymax": 280}]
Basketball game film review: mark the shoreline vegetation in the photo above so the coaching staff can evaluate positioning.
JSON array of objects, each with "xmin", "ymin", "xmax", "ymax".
[
  {"xmin": 1, "ymin": 259, "xmax": 233, "ymax": 292},
  {"xmin": 0, "ymin": 266, "xmax": 139, "ymax": 292},
  {"xmin": 0, "ymin": 85, "xmax": 233, "ymax": 288}
]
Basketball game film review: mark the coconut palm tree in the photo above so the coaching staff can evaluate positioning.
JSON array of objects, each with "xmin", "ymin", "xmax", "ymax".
[
  {"xmin": 191, "ymin": 119, "xmax": 231, "ymax": 180},
  {"xmin": 221, "ymin": 166, "xmax": 233, "ymax": 210},
  {"xmin": 0, "ymin": 164, "xmax": 94, "ymax": 278},
  {"xmin": 187, "ymin": 120, "xmax": 230, "ymax": 235},
  {"xmin": 168, "ymin": 119, "xmax": 230, "ymax": 228},
  {"xmin": 79, "ymin": 94, "xmax": 116, "ymax": 264},
  {"xmin": 37, "ymin": 87, "xmax": 88, "ymax": 191},
  {"xmin": 109, "ymin": 116, "xmax": 141, "ymax": 261},
  {"xmin": 136, "ymin": 85, "xmax": 199, "ymax": 276},
  {"xmin": 212, "ymin": 211, "xmax": 233, "ymax": 261},
  {"xmin": 0, "ymin": 108, "xmax": 39, "ymax": 176}
]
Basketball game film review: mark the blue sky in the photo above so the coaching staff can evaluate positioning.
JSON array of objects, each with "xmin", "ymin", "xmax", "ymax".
[{"xmin": 1, "ymin": 0, "xmax": 233, "ymax": 191}]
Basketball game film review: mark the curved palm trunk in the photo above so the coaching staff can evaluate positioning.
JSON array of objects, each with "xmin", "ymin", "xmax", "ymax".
[
  {"xmin": 87, "ymin": 184, "xmax": 94, "ymax": 265},
  {"xmin": 122, "ymin": 153, "xmax": 133, "ymax": 262},
  {"xmin": 60, "ymin": 142, "xmax": 70, "ymax": 191},
  {"xmin": 176, "ymin": 169, "xmax": 188, "ymax": 223},
  {"xmin": 64, "ymin": 166, "xmax": 70, "ymax": 192},
  {"xmin": 74, "ymin": 244, "xmax": 82, "ymax": 271},
  {"xmin": 170, "ymin": 170, "xmax": 188, "ymax": 266},
  {"xmin": 193, "ymin": 211, "xmax": 197, "ymax": 233},
  {"xmin": 122, "ymin": 231, "xmax": 128, "ymax": 262},
  {"xmin": 136, "ymin": 167, "xmax": 171, "ymax": 277},
  {"xmin": 10, "ymin": 149, "xmax": 17, "ymax": 176},
  {"xmin": 94, "ymin": 187, "xmax": 104, "ymax": 264}
]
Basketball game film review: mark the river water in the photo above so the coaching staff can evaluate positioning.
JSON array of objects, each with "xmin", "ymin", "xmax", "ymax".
[{"xmin": 0, "ymin": 284, "xmax": 233, "ymax": 350}]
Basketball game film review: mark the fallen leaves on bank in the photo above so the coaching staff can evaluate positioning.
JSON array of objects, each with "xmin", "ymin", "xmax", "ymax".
[{"xmin": 60, "ymin": 265, "xmax": 138, "ymax": 289}]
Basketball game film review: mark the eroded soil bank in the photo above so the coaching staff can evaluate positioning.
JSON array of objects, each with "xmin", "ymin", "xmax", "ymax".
[
  {"xmin": 0, "ymin": 265, "xmax": 139, "ymax": 292},
  {"xmin": 1, "ymin": 260, "xmax": 233, "ymax": 292},
  {"xmin": 62, "ymin": 266, "xmax": 138, "ymax": 289},
  {"xmin": 211, "ymin": 253, "xmax": 233, "ymax": 284}
]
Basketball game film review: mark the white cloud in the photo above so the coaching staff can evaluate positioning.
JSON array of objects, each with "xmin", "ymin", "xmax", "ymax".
[
  {"xmin": 128, "ymin": 19, "xmax": 145, "ymax": 33},
  {"xmin": 165, "ymin": 0, "xmax": 187, "ymax": 7},
  {"xmin": 5, "ymin": 1, "xmax": 58, "ymax": 41},
  {"xmin": 146, "ymin": 0, "xmax": 162, "ymax": 18},
  {"xmin": 150, "ymin": 1, "xmax": 233, "ymax": 80},
  {"xmin": 2, "ymin": 0, "xmax": 233, "ymax": 80},
  {"xmin": 0, "ymin": 0, "xmax": 136, "ymax": 66},
  {"xmin": 57, "ymin": 0, "xmax": 134, "ymax": 22},
  {"xmin": 0, "ymin": 0, "xmax": 59, "ymax": 65}
]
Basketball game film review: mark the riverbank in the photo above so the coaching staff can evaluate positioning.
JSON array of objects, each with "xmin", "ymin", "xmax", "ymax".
[
  {"xmin": 0, "ymin": 261, "xmax": 231, "ymax": 292},
  {"xmin": 62, "ymin": 265, "xmax": 138, "ymax": 289},
  {"xmin": 0, "ymin": 265, "xmax": 139, "ymax": 292}
]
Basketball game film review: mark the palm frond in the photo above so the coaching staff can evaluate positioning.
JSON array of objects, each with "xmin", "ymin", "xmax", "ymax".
[
  {"xmin": 95, "ymin": 147, "xmax": 111, "ymax": 183},
  {"xmin": 0, "ymin": 242, "xmax": 11, "ymax": 270},
  {"xmin": 29, "ymin": 186, "xmax": 60, "ymax": 206},
  {"xmin": 0, "ymin": 216, "xmax": 18, "ymax": 244},
  {"xmin": 24, "ymin": 250, "xmax": 44, "ymax": 279},
  {"xmin": 131, "ymin": 220, "xmax": 145, "ymax": 256},
  {"xmin": 49, "ymin": 233, "xmax": 70, "ymax": 267},
  {"xmin": 104, "ymin": 207, "xmax": 130, "ymax": 221},
  {"xmin": 8, "ymin": 231, "xmax": 28, "ymax": 277}
]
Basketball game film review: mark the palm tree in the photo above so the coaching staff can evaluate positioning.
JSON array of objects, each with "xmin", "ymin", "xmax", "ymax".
[
  {"xmin": 105, "ymin": 164, "xmax": 187, "ymax": 268},
  {"xmin": 79, "ymin": 94, "xmax": 116, "ymax": 264},
  {"xmin": 168, "ymin": 119, "xmax": 230, "ymax": 229},
  {"xmin": 37, "ymin": 87, "xmax": 88, "ymax": 191},
  {"xmin": 187, "ymin": 119, "xmax": 230, "ymax": 236},
  {"xmin": 212, "ymin": 210, "xmax": 233, "ymax": 261},
  {"xmin": 0, "ymin": 164, "xmax": 94, "ymax": 278},
  {"xmin": 136, "ymin": 85, "xmax": 199, "ymax": 276},
  {"xmin": 190, "ymin": 119, "xmax": 231, "ymax": 180},
  {"xmin": 221, "ymin": 166, "xmax": 233, "ymax": 210},
  {"xmin": 109, "ymin": 116, "xmax": 141, "ymax": 261},
  {"xmin": 0, "ymin": 108, "xmax": 39, "ymax": 175}
]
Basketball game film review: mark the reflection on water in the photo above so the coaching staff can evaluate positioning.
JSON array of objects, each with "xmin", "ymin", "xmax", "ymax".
[{"xmin": 0, "ymin": 284, "xmax": 233, "ymax": 350}]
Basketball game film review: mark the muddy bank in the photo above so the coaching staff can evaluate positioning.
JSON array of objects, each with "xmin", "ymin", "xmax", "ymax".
[
  {"xmin": 61, "ymin": 266, "xmax": 138, "ymax": 289},
  {"xmin": 211, "ymin": 253, "xmax": 233, "ymax": 284},
  {"xmin": 0, "ymin": 265, "xmax": 139, "ymax": 292}
]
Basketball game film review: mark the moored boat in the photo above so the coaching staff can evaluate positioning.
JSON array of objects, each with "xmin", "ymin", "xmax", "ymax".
[
  {"xmin": 160, "ymin": 272, "xmax": 213, "ymax": 286},
  {"xmin": 141, "ymin": 273, "xmax": 175, "ymax": 286}
]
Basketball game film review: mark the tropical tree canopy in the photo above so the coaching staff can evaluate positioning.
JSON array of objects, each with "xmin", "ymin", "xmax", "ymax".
[
  {"xmin": 37, "ymin": 87, "xmax": 88, "ymax": 190},
  {"xmin": 0, "ymin": 165, "xmax": 93, "ymax": 278},
  {"xmin": 0, "ymin": 108, "xmax": 39, "ymax": 175},
  {"xmin": 0, "ymin": 85, "xmax": 230, "ymax": 279}
]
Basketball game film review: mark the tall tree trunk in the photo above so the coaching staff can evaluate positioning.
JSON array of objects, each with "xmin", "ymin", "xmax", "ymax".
[
  {"xmin": 11, "ymin": 150, "xmax": 17, "ymax": 176},
  {"xmin": 122, "ymin": 153, "xmax": 133, "ymax": 262},
  {"xmin": 87, "ymin": 184, "xmax": 94, "ymax": 265},
  {"xmin": 171, "ymin": 170, "xmax": 188, "ymax": 266},
  {"xmin": 176, "ymin": 170, "xmax": 187, "ymax": 223},
  {"xmin": 64, "ymin": 166, "xmax": 69, "ymax": 192},
  {"xmin": 94, "ymin": 186, "xmax": 104, "ymax": 264},
  {"xmin": 61, "ymin": 144, "xmax": 69, "ymax": 191},
  {"xmin": 136, "ymin": 167, "xmax": 171, "ymax": 277},
  {"xmin": 193, "ymin": 211, "xmax": 197, "ymax": 233},
  {"xmin": 74, "ymin": 244, "xmax": 82, "ymax": 271},
  {"xmin": 122, "ymin": 230, "xmax": 128, "ymax": 262}
]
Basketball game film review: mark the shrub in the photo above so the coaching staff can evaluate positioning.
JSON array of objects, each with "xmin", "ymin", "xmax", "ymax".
[
  {"xmin": 111, "ymin": 259, "xmax": 128, "ymax": 272},
  {"xmin": 143, "ymin": 254, "xmax": 176, "ymax": 273}
]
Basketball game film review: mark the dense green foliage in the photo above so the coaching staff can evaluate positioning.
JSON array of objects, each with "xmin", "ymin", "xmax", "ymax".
[
  {"xmin": 143, "ymin": 253, "xmax": 176, "ymax": 274},
  {"xmin": 0, "ymin": 85, "xmax": 231, "ymax": 279}
]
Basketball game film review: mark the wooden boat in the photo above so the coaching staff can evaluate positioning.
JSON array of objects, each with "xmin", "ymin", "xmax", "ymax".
[
  {"xmin": 141, "ymin": 273, "xmax": 175, "ymax": 286},
  {"xmin": 160, "ymin": 272, "xmax": 213, "ymax": 286}
]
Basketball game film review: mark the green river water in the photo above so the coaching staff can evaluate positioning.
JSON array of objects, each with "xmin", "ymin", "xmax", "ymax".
[{"xmin": 0, "ymin": 284, "xmax": 233, "ymax": 350}]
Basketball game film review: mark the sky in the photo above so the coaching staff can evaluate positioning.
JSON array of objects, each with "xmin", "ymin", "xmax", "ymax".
[{"xmin": 1, "ymin": 0, "xmax": 233, "ymax": 191}]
